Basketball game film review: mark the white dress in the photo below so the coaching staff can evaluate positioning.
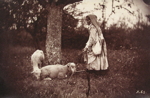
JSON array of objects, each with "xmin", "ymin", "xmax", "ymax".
[{"xmin": 84, "ymin": 24, "xmax": 109, "ymax": 70}]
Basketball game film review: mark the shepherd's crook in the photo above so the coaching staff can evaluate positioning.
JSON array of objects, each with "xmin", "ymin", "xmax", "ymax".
[
  {"xmin": 86, "ymin": 70, "xmax": 90, "ymax": 98},
  {"xmin": 82, "ymin": 50, "xmax": 91, "ymax": 98}
]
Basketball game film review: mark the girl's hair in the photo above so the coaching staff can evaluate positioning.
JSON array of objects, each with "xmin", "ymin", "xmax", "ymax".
[{"xmin": 86, "ymin": 14, "xmax": 102, "ymax": 35}]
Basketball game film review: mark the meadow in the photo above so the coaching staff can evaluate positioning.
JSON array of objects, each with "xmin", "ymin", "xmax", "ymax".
[{"xmin": 0, "ymin": 27, "xmax": 150, "ymax": 98}]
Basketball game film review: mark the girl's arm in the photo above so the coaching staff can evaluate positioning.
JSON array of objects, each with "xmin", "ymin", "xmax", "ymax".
[{"xmin": 85, "ymin": 28, "xmax": 96, "ymax": 48}]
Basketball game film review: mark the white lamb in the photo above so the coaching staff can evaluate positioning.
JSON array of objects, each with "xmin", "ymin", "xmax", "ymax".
[
  {"xmin": 31, "ymin": 49, "xmax": 45, "ymax": 73},
  {"xmin": 31, "ymin": 62, "xmax": 76, "ymax": 80}
]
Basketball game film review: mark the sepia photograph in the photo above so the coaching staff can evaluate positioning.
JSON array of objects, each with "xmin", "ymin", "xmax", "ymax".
[{"xmin": 0, "ymin": 0, "xmax": 150, "ymax": 98}]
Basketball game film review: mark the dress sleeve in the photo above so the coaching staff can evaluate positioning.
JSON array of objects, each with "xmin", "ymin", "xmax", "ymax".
[{"xmin": 85, "ymin": 28, "xmax": 96, "ymax": 48}]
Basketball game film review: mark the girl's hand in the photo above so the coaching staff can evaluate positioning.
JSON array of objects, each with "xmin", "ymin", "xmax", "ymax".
[
  {"xmin": 100, "ymin": 34, "xmax": 104, "ymax": 40},
  {"xmin": 83, "ymin": 47, "xmax": 88, "ymax": 52}
]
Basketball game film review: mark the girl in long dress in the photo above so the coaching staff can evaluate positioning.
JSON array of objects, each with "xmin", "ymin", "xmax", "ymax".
[{"xmin": 83, "ymin": 14, "xmax": 109, "ymax": 71}]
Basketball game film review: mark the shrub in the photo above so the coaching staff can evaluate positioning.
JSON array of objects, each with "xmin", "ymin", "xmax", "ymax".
[
  {"xmin": 104, "ymin": 24, "xmax": 130, "ymax": 50},
  {"xmin": 104, "ymin": 23, "xmax": 150, "ymax": 50}
]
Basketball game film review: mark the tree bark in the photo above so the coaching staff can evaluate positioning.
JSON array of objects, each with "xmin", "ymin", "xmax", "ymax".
[{"xmin": 46, "ymin": 4, "xmax": 62, "ymax": 64}]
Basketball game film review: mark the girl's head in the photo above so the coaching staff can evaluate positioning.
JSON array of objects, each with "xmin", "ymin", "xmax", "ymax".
[
  {"xmin": 86, "ymin": 16, "xmax": 91, "ymax": 25},
  {"xmin": 86, "ymin": 14, "xmax": 102, "ymax": 35},
  {"xmin": 86, "ymin": 14, "xmax": 98, "ymax": 26}
]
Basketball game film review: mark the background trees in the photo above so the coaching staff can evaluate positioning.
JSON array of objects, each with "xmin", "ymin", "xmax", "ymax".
[
  {"xmin": 0, "ymin": 0, "xmax": 150, "ymax": 64},
  {"xmin": 0, "ymin": 0, "xmax": 150, "ymax": 97},
  {"xmin": 0, "ymin": 0, "xmax": 81, "ymax": 64}
]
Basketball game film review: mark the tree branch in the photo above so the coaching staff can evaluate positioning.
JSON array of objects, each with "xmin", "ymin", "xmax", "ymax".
[{"xmin": 121, "ymin": 6, "xmax": 134, "ymax": 15}]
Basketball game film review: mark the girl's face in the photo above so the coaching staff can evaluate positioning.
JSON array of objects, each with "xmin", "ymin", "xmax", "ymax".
[{"xmin": 86, "ymin": 17, "xmax": 91, "ymax": 25}]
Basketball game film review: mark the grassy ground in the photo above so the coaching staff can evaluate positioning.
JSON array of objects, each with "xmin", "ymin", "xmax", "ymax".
[{"xmin": 0, "ymin": 32, "xmax": 150, "ymax": 98}]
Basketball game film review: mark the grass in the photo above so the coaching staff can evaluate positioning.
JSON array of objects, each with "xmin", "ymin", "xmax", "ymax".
[
  {"xmin": 0, "ymin": 31, "xmax": 150, "ymax": 98},
  {"xmin": 0, "ymin": 44, "xmax": 150, "ymax": 98}
]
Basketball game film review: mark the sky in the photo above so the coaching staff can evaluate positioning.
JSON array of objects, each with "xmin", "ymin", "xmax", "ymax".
[
  {"xmin": 134, "ymin": 0, "xmax": 150, "ymax": 15},
  {"xmin": 64, "ymin": 0, "xmax": 150, "ymax": 28},
  {"xmin": 81, "ymin": 0, "xmax": 150, "ymax": 15}
]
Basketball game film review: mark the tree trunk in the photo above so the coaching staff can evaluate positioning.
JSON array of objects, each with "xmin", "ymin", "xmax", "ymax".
[{"xmin": 46, "ymin": 4, "xmax": 62, "ymax": 64}]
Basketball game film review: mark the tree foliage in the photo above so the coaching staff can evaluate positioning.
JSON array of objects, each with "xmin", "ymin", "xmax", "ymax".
[
  {"xmin": 0, "ymin": 0, "xmax": 82, "ymax": 47},
  {"xmin": 0, "ymin": 0, "xmax": 81, "ymax": 30},
  {"xmin": 64, "ymin": 0, "xmax": 147, "ymax": 30}
]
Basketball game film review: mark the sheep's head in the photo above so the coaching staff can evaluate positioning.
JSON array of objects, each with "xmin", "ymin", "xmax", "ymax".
[
  {"xmin": 31, "ymin": 69, "xmax": 41, "ymax": 80},
  {"xmin": 66, "ymin": 62, "xmax": 76, "ymax": 74}
]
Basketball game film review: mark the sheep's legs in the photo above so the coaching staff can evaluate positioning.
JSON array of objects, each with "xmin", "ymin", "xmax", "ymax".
[
  {"xmin": 58, "ymin": 73, "xmax": 66, "ymax": 78},
  {"xmin": 44, "ymin": 78, "xmax": 52, "ymax": 81}
]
